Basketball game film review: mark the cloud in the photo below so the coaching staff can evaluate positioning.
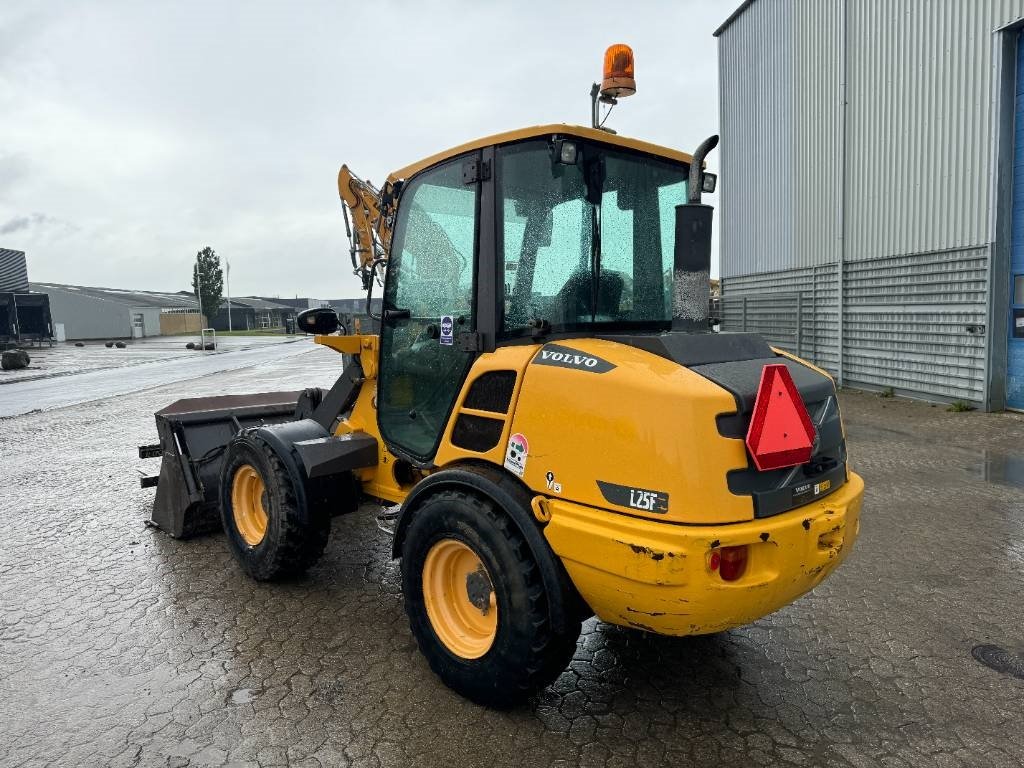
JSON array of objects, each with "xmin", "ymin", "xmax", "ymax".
[
  {"xmin": 0, "ymin": 212, "xmax": 61, "ymax": 235},
  {"xmin": 0, "ymin": 1, "xmax": 728, "ymax": 295}
]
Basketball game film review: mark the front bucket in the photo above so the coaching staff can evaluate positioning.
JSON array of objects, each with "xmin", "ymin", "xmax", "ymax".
[{"xmin": 146, "ymin": 391, "xmax": 303, "ymax": 538}]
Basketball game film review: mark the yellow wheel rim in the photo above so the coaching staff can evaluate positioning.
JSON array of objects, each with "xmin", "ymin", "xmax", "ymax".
[
  {"xmin": 231, "ymin": 464, "xmax": 268, "ymax": 547},
  {"xmin": 422, "ymin": 539, "xmax": 498, "ymax": 659}
]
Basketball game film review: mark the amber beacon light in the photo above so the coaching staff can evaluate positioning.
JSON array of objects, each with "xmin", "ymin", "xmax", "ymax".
[
  {"xmin": 591, "ymin": 44, "xmax": 636, "ymax": 132},
  {"xmin": 601, "ymin": 44, "xmax": 636, "ymax": 99}
]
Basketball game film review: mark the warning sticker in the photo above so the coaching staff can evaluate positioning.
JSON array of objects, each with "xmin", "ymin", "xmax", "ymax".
[
  {"xmin": 504, "ymin": 433, "xmax": 529, "ymax": 477},
  {"xmin": 439, "ymin": 315, "xmax": 454, "ymax": 346}
]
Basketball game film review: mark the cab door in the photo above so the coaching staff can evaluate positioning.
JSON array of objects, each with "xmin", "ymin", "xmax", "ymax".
[{"xmin": 378, "ymin": 155, "xmax": 480, "ymax": 461}]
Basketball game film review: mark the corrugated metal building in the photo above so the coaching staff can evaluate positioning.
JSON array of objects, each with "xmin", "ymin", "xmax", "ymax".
[
  {"xmin": 0, "ymin": 249, "xmax": 54, "ymax": 343},
  {"xmin": 715, "ymin": 0, "xmax": 1024, "ymax": 409},
  {"xmin": 0, "ymin": 249, "xmax": 29, "ymax": 292},
  {"xmin": 206, "ymin": 297, "xmax": 301, "ymax": 331},
  {"xmin": 31, "ymin": 283, "xmax": 199, "ymax": 340}
]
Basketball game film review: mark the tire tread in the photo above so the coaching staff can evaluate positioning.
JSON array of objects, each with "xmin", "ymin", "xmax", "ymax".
[
  {"xmin": 401, "ymin": 488, "xmax": 580, "ymax": 706},
  {"xmin": 219, "ymin": 432, "xmax": 330, "ymax": 581}
]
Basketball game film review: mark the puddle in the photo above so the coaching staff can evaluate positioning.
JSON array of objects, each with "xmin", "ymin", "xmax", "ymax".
[
  {"xmin": 965, "ymin": 450, "xmax": 1024, "ymax": 490},
  {"xmin": 228, "ymin": 688, "xmax": 258, "ymax": 704}
]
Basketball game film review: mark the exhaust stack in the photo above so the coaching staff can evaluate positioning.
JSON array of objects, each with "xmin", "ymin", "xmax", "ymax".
[{"xmin": 672, "ymin": 134, "xmax": 719, "ymax": 332}]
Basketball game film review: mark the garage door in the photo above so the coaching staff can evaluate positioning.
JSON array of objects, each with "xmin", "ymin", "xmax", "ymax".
[{"xmin": 1007, "ymin": 31, "xmax": 1024, "ymax": 409}]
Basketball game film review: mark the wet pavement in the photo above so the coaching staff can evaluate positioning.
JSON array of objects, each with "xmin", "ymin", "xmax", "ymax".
[
  {"xmin": 0, "ymin": 335, "xmax": 302, "ymax": 387},
  {"xmin": 1, "ymin": 351, "xmax": 1024, "ymax": 767},
  {"xmin": 0, "ymin": 337, "xmax": 312, "ymax": 418}
]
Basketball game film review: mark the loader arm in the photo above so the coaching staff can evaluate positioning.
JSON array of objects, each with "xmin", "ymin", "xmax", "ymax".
[{"xmin": 337, "ymin": 165, "xmax": 396, "ymax": 292}]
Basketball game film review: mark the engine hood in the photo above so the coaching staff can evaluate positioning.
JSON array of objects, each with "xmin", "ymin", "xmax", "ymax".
[{"xmin": 505, "ymin": 334, "xmax": 844, "ymax": 525}]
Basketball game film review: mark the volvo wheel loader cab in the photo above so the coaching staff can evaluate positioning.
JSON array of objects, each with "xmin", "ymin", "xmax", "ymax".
[{"xmin": 140, "ymin": 48, "xmax": 863, "ymax": 708}]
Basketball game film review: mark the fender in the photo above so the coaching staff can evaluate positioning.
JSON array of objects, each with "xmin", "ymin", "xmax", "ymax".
[
  {"xmin": 245, "ymin": 420, "xmax": 327, "ymax": 525},
  {"xmin": 252, "ymin": 419, "xmax": 372, "ymax": 520},
  {"xmin": 392, "ymin": 461, "xmax": 587, "ymax": 635}
]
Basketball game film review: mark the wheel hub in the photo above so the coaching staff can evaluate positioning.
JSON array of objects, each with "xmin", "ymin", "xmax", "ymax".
[
  {"xmin": 231, "ymin": 464, "xmax": 268, "ymax": 547},
  {"xmin": 422, "ymin": 539, "xmax": 497, "ymax": 659},
  {"xmin": 464, "ymin": 566, "xmax": 493, "ymax": 612}
]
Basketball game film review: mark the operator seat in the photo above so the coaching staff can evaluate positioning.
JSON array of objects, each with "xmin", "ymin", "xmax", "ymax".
[{"xmin": 556, "ymin": 270, "xmax": 624, "ymax": 324}]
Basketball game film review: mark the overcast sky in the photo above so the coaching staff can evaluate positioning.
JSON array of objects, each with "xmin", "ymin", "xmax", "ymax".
[{"xmin": 0, "ymin": 1, "xmax": 728, "ymax": 299}]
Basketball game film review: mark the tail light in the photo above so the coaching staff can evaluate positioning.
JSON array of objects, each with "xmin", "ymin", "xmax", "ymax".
[{"xmin": 718, "ymin": 546, "xmax": 748, "ymax": 581}]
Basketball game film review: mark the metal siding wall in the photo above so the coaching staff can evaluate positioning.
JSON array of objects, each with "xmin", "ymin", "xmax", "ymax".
[
  {"xmin": 41, "ymin": 286, "xmax": 131, "ymax": 340},
  {"xmin": 139, "ymin": 307, "xmax": 162, "ymax": 337},
  {"xmin": 720, "ymin": 266, "xmax": 839, "ymax": 371},
  {"xmin": 718, "ymin": 0, "xmax": 1024, "ymax": 404},
  {"xmin": 0, "ymin": 250, "xmax": 29, "ymax": 292},
  {"xmin": 842, "ymin": 248, "xmax": 989, "ymax": 399},
  {"xmin": 719, "ymin": 0, "xmax": 795, "ymax": 278},
  {"xmin": 841, "ymin": 0, "xmax": 1021, "ymax": 402},
  {"xmin": 793, "ymin": 0, "xmax": 842, "ymax": 267},
  {"xmin": 845, "ymin": 0, "xmax": 1020, "ymax": 259}
]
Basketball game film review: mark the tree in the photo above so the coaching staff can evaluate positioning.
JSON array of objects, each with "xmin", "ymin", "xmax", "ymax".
[{"xmin": 191, "ymin": 246, "xmax": 224, "ymax": 323}]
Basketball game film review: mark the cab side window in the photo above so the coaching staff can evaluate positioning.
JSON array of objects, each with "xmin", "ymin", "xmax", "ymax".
[{"xmin": 377, "ymin": 158, "xmax": 478, "ymax": 459}]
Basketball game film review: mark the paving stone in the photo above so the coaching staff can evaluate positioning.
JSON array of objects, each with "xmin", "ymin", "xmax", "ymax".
[{"xmin": 1, "ymin": 350, "xmax": 1023, "ymax": 766}]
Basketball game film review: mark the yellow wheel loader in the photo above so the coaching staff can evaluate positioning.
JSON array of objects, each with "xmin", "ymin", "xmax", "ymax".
[{"xmin": 140, "ymin": 48, "xmax": 863, "ymax": 707}]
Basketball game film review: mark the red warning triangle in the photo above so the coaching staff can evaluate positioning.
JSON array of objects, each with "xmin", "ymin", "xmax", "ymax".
[{"xmin": 745, "ymin": 364, "xmax": 816, "ymax": 471}]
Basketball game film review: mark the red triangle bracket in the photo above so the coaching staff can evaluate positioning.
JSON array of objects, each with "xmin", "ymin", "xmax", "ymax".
[{"xmin": 745, "ymin": 364, "xmax": 816, "ymax": 471}]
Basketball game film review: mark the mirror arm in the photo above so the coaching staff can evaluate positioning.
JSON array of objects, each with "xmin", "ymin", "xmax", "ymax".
[
  {"xmin": 383, "ymin": 308, "xmax": 411, "ymax": 325},
  {"xmin": 365, "ymin": 256, "xmax": 388, "ymax": 321}
]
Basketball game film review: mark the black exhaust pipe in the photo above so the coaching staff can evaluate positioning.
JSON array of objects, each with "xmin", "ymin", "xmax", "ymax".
[
  {"xmin": 672, "ymin": 134, "xmax": 719, "ymax": 332},
  {"xmin": 687, "ymin": 134, "xmax": 719, "ymax": 205}
]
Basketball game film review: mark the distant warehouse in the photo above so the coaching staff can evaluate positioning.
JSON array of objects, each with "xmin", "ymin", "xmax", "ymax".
[
  {"xmin": 715, "ymin": 1, "xmax": 1024, "ymax": 410},
  {"xmin": 1, "ymin": 249, "xmax": 53, "ymax": 344},
  {"xmin": 31, "ymin": 283, "xmax": 201, "ymax": 340}
]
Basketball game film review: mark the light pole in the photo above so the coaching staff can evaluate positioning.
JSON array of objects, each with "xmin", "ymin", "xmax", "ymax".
[
  {"xmin": 194, "ymin": 257, "xmax": 204, "ymax": 329},
  {"xmin": 226, "ymin": 258, "xmax": 232, "ymax": 332}
]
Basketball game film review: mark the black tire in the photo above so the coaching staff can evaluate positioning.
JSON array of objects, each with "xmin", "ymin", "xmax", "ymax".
[
  {"xmin": 401, "ymin": 489, "xmax": 580, "ymax": 708},
  {"xmin": 218, "ymin": 432, "xmax": 330, "ymax": 581}
]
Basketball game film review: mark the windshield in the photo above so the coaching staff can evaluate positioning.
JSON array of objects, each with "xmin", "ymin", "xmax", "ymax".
[{"xmin": 497, "ymin": 138, "xmax": 689, "ymax": 335}]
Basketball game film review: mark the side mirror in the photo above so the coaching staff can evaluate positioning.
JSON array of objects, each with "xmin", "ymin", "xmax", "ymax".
[{"xmin": 297, "ymin": 307, "xmax": 340, "ymax": 335}]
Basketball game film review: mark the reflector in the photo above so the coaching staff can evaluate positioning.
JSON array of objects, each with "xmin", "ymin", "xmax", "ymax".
[
  {"xmin": 745, "ymin": 363, "xmax": 816, "ymax": 471},
  {"xmin": 708, "ymin": 550, "xmax": 721, "ymax": 572}
]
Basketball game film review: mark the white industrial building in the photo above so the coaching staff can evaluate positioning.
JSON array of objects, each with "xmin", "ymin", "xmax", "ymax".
[
  {"xmin": 715, "ymin": 0, "xmax": 1024, "ymax": 410},
  {"xmin": 31, "ymin": 283, "xmax": 199, "ymax": 340}
]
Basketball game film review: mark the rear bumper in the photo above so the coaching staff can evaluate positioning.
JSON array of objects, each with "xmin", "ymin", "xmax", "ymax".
[{"xmin": 543, "ymin": 472, "xmax": 864, "ymax": 636}]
